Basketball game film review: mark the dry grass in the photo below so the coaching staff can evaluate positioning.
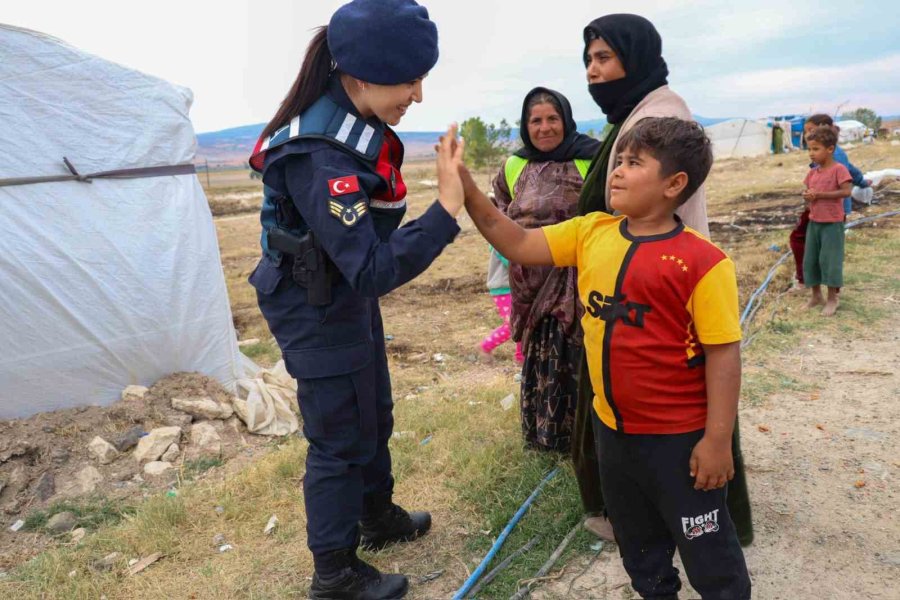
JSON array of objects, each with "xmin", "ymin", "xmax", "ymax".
[{"xmin": 5, "ymin": 142, "xmax": 900, "ymax": 599}]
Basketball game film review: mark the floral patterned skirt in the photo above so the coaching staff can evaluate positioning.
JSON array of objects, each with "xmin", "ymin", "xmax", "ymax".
[{"xmin": 520, "ymin": 316, "xmax": 581, "ymax": 452}]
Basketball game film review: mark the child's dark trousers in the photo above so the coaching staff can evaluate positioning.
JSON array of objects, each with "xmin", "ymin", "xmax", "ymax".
[{"xmin": 594, "ymin": 415, "xmax": 751, "ymax": 599}]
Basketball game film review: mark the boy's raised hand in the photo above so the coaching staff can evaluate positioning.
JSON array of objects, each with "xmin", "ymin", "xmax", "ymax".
[{"xmin": 436, "ymin": 124, "xmax": 466, "ymax": 218}]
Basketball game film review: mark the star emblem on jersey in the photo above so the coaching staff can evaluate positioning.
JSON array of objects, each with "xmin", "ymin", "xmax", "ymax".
[
  {"xmin": 329, "ymin": 199, "xmax": 367, "ymax": 227},
  {"xmin": 328, "ymin": 175, "xmax": 360, "ymax": 197},
  {"xmin": 661, "ymin": 254, "xmax": 689, "ymax": 272}
]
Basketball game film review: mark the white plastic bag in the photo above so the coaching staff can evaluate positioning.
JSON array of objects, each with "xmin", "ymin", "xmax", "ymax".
[{"xmin": 851, "ymin": 186, "xmax": 874, "ymax": 205}]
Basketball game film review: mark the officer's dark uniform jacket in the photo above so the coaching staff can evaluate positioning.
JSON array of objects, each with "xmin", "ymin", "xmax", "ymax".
[{"xmin": 248, "ymin": 75, "xmax": 460, "ymax": 381}]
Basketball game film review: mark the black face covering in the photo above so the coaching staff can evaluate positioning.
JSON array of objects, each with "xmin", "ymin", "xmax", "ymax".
[
  {"xmin": 514, "ymin": 87, "xmax": 600, "ymax": 163},
  {"xmin": 583, "ymin": 14, "xmax": 669, "ymax": 124}
]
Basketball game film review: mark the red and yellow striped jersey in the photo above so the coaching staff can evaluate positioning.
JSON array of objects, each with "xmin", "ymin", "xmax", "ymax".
[{"xmin": 543, "ymin": 213, "xmax": 741, "ymax": 434}]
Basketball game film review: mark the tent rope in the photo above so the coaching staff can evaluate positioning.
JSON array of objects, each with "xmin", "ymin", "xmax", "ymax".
[
  {"xmin": 0, "ymin": 158, "xmax": 196, "ymax": 188},
  {"xmin": 730, "ymin": 119, "xmax": 749, "ymax": 158}
]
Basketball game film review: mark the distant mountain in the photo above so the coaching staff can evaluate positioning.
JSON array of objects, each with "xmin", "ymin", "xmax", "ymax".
[
  {"xmin": 195, "ymin": 114, "xmax": 738, "ymax": 167},
  {"xmin": 195, "ymin": 122, "xmax": 446, "ymax": 167},
  {"xmin": 195, "ymin": 124, "xmax": 265, "ymax": 167}
]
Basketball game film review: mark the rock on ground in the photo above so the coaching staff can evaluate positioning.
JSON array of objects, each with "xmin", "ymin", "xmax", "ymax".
[
  {"xmin": 46, "ymin": 511, "xmax": 77, "ymax": 534},
  {"xmin": 93, "ymin": 552, "xmax": 122, "ymax": 571},
  {"xmin": 171, "ymin": 396, "xmax": 233, "ymax": 420},
  {"xmin": 60, "ymin": 466, "xmax": 103, "ymax": 497},
  {"xmin": 88, "ymin": 436, "xmax": 120, "ymax": 465},
  {"xmin": 32, "ymin": 472, "xmax": 56, "ymax": 501},
  {"xmin": 133, "ymin": 427, "xmax": 181, "ymax": 463},
  {"xmin": 143, "ymin": 461, "xmax": 173, "ymax": 477},
  {"xmin": 121, "ymin": 385, "xmax": 149, "ymax": 402},
  {"xmin": 71, "ymin": 527, "xmax": 86, "ymax": 544},
  {"xmin": 112, "ymin": 426, "xmax": 145, "ymax": 453},
  {"xmin": 161, "ymin": 444, "xmax": 180, "ymax": 463},
  {"xmin": 189, "ymin": 422, "xmax": 222, "ymax": 458}
]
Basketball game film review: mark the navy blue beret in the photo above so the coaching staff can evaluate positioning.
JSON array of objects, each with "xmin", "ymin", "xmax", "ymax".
[{"xmin": 328, "ymin": 0, "xmax": 439, "ymax": 85}]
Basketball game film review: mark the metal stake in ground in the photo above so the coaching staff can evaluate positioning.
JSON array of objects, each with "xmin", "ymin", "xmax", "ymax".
[
  {"xmin": 465, "ymin": 536, "xmax": 540, "ymax": 599},
  {"xmin": 451, "ymin": 468, "xmax": 560, "ymax": 600},
  {"xmin": 509, "ymin": 518, "xmax": 583, "ymax": 600}
]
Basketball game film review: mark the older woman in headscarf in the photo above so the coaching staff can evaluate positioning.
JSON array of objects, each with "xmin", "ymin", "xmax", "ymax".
[
  {"xmin": 492, "ymin": 87, "xmax": 599, "ymax": 453},
  {"xmin": 570, "ymin": 13, "xmax": 753, "ymax": 545}
]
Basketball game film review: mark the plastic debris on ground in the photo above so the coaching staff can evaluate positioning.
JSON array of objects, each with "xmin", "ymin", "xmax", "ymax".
[
  {"xmin": 417, "ymin": 570, "xmax": 444, "ymax": 584},
  {"xmin": 500, "ymin": 394, "xmax": 515, "ymax": 411},
  {"xmin": 419, "ymin": 435, "xmax": 433, "ymax": 446},
  {"xmin": 265, "ymin": 515, "xmax": 278, "ymax": 535}
]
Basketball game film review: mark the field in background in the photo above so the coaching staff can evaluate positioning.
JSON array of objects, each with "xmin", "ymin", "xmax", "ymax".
[{"xmin": 5, "ymin": 142, "xmax": 900, "ymax": 598}]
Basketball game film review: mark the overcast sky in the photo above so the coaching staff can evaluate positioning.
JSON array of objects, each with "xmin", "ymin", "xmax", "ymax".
[{"xmin": 5, "ymin": 0, "xmax": 898, "ymax": 133}]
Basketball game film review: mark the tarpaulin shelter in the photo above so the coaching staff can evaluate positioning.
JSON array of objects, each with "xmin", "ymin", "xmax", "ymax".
[
  {"xmin": 0, "ymin": 25, "xmax": 245, "ymax": 419},
  {"xmin": 705, "ymin": 119, "xmax": 771, "ymax": 159}
]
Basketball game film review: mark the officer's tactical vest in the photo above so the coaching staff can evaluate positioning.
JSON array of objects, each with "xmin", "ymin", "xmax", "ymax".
[
  {"xmin": 249, "ymin": 95, "xmax": 384, "ymax": 262},
  {"xmin": 503, "ymin": 156, "xmax": 591, "ymax": 200}
]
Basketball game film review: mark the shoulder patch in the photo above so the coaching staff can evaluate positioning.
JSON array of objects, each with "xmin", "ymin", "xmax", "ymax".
[
  {"xmin": 328, "ymin": 175, "xmax": 360, "ymax": 197},
  {"xmin": 329, "ymin": 198, "xmax": 367, "ymax": 227}
]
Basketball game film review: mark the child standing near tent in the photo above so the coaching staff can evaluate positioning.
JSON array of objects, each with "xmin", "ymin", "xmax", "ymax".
[
  {"xmin": 447, "ymin": 117, "xmax": 751, "ymax": 599},
  {"xmin": 790, "ymin": 114, "xmax": 870, "ymax": 291},
  {"xmin": 802, "ymin": 125, "xmax": 853, "ymax": 317},
  {"xmin": 479, "ymin": 247, "xmax": 524, "ymax": 363}
]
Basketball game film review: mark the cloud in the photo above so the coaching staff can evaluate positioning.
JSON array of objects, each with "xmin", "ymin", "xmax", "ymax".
[
  {"xmin": 7, "ymin": 0, "xmax": 897, "ymax": 132},
  {"xmin": 681, "ymin": 53, "xmax": 900, "ymax": 117}
]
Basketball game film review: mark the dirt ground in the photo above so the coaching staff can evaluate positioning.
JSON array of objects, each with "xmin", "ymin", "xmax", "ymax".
[
  {"xmin": 0, "ymin": 374, "xmax": 270, "ymax": 570},
  {"xmin": 534, "ymin": 298, "xmax": 900, "ymax": 599}
]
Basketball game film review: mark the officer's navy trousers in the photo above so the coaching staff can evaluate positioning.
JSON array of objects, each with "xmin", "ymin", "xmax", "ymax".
[
  {"xmin": 258, "ymin": 277, "xmax": 395, "ymax": 557},
  {"xmin": 293, "ymin": 301, "xmax": 394, "ymax": 556}
]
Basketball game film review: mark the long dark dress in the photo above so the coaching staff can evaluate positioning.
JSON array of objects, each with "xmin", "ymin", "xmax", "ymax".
[{"xmin": 493, "ymin": 160, "xmax": 585, "ymax": 452}]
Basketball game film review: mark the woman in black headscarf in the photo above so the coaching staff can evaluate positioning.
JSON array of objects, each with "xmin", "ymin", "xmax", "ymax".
[
  {"xmin": 492, "ymin": 87, "xmax": 599, "ymax": 453},
  {"xmin": 570, "ymin": 14, "xmax": 753, "ymax": 546}
]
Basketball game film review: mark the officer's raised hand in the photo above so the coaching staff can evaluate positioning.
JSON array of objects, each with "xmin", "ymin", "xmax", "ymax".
[{"xmin": 436, "ymin": 123, "xmax": 466, "ymax": 218}]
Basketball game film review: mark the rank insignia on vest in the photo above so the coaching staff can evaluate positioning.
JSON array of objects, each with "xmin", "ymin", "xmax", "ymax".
[{"xmin": 329, "ymin": 199, "xmax": 368, "ymax": 227}]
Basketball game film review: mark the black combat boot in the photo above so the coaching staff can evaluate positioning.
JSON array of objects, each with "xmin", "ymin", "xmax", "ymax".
[
  {"xmin": 309, "ymin": 548, "xmax": 408, "ymax": 600},
  {"xmin": 359, "ymin": 493, "xmax": 431, "ymax": 551}
]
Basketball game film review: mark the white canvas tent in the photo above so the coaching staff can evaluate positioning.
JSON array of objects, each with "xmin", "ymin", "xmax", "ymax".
[
  {"xmin": 0, "ymin": 25, "xmax": 245, "ymax": 419},
  {"xmin": 705, "ymin": 119, "xmax": 771, "ymax": 160},
  {"xmin": 836, "ymin": 119, "xmax": 867, "ymax": 143}
]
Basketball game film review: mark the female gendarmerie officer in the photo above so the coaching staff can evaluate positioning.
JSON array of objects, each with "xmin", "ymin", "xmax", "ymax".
[{"xmin": 248, "ymin": 1, "xmax": 462, "ymax": 598}]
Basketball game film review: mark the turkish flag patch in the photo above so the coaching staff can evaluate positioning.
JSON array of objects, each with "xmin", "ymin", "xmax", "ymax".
[{"xmin": 328, "ymin": 175, "xmax": 360, "ymax": 197}]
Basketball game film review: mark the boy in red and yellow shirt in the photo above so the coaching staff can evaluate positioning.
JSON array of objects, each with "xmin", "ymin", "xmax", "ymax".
[{"xmin": 439, "ymin": 117, "xmax": 750, "ymax": 599}]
